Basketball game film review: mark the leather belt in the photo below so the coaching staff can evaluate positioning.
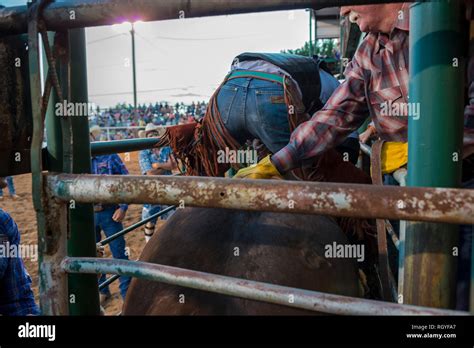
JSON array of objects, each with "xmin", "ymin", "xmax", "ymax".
[{"xmin": 227, "ymin": 70, "xmax": 284, "ymax": 85}]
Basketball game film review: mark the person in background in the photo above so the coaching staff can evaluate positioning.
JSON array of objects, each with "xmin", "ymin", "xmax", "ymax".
[
  {"xmin": 89, "ymin": 125, "xmax": 131, "ymax": 303},
  {"xmin": 0, "ymin": 176, "xmax": 18, "ymax": 200},
  {"xmin": 139, "ymin": 124, "xmax": 177, "ymax": 243},
  {"xmin": 0, "ymin": 205, "xmax": 40, "ymax": 316}
]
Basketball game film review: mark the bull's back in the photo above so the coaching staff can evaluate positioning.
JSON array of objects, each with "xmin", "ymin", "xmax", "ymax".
[{"xmin": 123, "ymin": 208, "xmax": 360, "ymax": 315}]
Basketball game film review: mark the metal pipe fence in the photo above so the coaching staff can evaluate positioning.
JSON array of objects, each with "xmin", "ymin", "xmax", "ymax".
[
  {"xmin": 47, "ymin": 173, "xmax": 474, "ymax": 225},
  {"xmin": 62, "ymin": 257, "xmax": 468, "ymax": 316},
  {"xmin": 0, "ymin": 0, "xmax": 410, "ymax": 35},
  {"xmin": 14, "ymin": 0, "xmax": 470, "ymax": 316}
]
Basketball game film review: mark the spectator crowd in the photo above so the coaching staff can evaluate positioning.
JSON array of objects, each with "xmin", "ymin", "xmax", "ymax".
[{"xmin": 88, "ymin": 101, "xmax": 207, "ymax": 141}]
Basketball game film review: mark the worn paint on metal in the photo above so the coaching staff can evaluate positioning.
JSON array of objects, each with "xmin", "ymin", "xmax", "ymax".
[
  {"xmin": 61, "ymin": 257, "xmax": 468, "ymax": 316},
  {"xmin": 47, "ymin": 174, "xmax": 474, "ymax": 224},
  {"xmin": 27, "ymin": 0, "xmax": 65, "ymax": 316},
  {"xmin": 0, "ymin": 0, "xmax": 409, "ymax": 35},
  {"xmin": 0, "ymin": 33, "xmax": 33, "ymax": 177},
  {"xmin": 39, "ymin": 194, "xmax": 69, "ymax": 315}
]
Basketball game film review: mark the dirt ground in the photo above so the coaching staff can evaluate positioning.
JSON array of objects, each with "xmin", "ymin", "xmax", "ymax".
[{"xmin": 0, "ymin": 151, "xmax": 153, "ymax": 315}]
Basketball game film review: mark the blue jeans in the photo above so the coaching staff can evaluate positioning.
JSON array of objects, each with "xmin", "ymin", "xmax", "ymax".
[
  {"xmin": 142, "ymin": 204, "xmax": 174, "ymax": 224},
  {"xmin": 0, "ymin": 176, "xmax": 16, "ymax": 196},
  {"xmin": 217, "ymin": 77, "xmax": 291, "ymax": 154},
  {"xmin": 95, "ymin": 206, "xmax": 131, "ymax": 299},
  {"xmin": 216, "ymin": 72, "xmax": 343, "ymax": 154}
]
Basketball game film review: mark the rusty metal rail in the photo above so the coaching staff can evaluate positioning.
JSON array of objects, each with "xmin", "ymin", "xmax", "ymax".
[
  {"xmin": 47, "ymin": 173, "xmax": 474, "ymax": 224},
  {"xmin": 0, "ymin": 0, "xmax": 409, "ymax": 35},
  {"xmin": 61, "ymin": 257, "xmax": 468, "ymax": 316}
]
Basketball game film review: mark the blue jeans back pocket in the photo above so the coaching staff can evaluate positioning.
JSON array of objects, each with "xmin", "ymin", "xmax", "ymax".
[
  {"xmin": 255, "ymin": 90, "xmax": 289, "ymax": 133},
  {"xmin": 217, "ymin": 84, "xmax": 239, "ymax": 124}
]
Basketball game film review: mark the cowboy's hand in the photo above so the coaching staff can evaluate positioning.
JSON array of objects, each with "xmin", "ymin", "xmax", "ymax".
[
  {"xmin": 112, "ymin": 208, "xmax": 126, "ymax": 222},
  {"xmin": 359, "ymin": 125, "xmax": 375, "ymax": 144},
  {"xmin": 96, "ymin": 244, "xmax": 105, "ymax": 257},
  {"xmin": 234, "ymin": 155, "xmax": 283, "ymax": 179},
  {"xmin": 359, "ymin": 129, "xmax": 371, "ymax": 144}
]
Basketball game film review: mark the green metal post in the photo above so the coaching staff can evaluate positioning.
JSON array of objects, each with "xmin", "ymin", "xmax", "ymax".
[
  {"xmin": 131, "ymin": 23, "xmax": 137, "ymax": 112},
  {"xmin": 67, "ymin": 28, "xmax": 100, "ymax": 315},
  {"xmin": 403, "ymin": 1, "xmax": 464, "ymax": 308}
]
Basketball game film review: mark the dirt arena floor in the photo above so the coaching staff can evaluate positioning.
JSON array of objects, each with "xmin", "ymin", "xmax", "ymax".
[{"xmin": 0, "ymin": 151, "xmax": 156, "ymax": 315}]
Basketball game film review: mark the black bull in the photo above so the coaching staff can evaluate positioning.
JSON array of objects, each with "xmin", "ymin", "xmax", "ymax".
[{"xmin": 122, "ymin": 208, "xmax": 363, "ymax": 315}]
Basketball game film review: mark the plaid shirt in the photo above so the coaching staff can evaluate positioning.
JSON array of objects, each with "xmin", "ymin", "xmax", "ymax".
[
  {"xmin": 91, "ymin": 154, "xmax": 129, "ymax": 211},
  {"xmin": 272, "ymin": 4, "xmax": 474, "ymax": 173},
  {"xmin": 0, "ymin": 208, "xmax": 39, "ymax": 315}
]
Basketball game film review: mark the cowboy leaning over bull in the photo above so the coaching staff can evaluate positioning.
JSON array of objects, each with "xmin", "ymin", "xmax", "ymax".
[
  {"xmin": 189, "ymin": 48, "xmax": 362, "ymax": 178},
  {"xmin": 217, "ymin": 51, "xmax": 361, "ymax": 165}
]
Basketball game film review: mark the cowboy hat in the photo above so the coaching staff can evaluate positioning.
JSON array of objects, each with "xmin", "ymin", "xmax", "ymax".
[
  {"xmin": 145, "ymin": 123, "xmax": 165, "ymax": 137},
  {"xmin": 89, "ymin": 125, "xmax": 102, "ymax": 140}
]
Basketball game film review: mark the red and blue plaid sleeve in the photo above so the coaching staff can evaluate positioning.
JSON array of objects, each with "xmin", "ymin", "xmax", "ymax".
[
  {"xmin": 272, "ymin": 57, "xmax": 370, "ymax": 173},
  {"xmin": 0, "ymin": 209, "xmax": 40, "ymax": 315}
]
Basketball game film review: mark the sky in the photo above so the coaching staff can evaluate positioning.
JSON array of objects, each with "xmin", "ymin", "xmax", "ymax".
[
  {"xmin": 86, "ymin": 10, "xmax": 313, "ymax": 107},
  {"xmin": 2, "ymin": 1, "xmax": 321, "ymax": 107}
]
